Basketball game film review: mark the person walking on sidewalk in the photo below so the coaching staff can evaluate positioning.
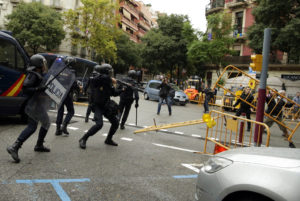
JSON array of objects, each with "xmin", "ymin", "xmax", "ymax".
[
  {"xmin": 7, "ymin": 55, "xmax": 50, "ymax": 163},
  {"xmin": 292, "ymin": 92, "xmax": 300, "ymax": 121},
  {"xmin": 157, "ymin": 77, "xmax": 172, "ymax": 115}
]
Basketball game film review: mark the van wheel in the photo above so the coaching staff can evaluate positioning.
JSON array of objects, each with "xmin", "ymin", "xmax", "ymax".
[
  {"xmin": 144, "ymin": 93, "xmax": 149, "ymax": 100},
  {"xmin": 73, "ymin": 91, "xmax": 79, "ymax": 102}
]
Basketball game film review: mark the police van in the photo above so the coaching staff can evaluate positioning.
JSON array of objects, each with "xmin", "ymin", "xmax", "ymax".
[{"xmin": 0, "ymin": 31, "xmax": 30, "ymax": 120}]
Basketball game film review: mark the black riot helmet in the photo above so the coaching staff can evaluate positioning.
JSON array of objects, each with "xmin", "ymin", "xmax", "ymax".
[
  {"xmin": 94, "ymin": 63, "xmax": 113, "ymax": 76},
  {"xmin": 30, "ymin": 54, "xmax": 47, "ymax": 70},
  {"xmin": 128, "ymin": 70, "xmax": 136, "ymax": 79}
]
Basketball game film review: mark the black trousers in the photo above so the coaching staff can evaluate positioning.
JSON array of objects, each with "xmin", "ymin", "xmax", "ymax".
[
  {"xmin": 56, "ymin": 95, "xmax": 74, "ymax": 125},
  {"xmin": 118, "ymin": 99, "xmax": 133, "ymax": 125},
  {"xmin": 235, "ymin": 108, "xmax": 251, "ymax": 129},
  {"xmin": 86, "ymin": 105, "xmax": 119, "ymax": 139},
  {"xmin": 18, "ymin": 117, "xmax": 48, "ymax": 145}
]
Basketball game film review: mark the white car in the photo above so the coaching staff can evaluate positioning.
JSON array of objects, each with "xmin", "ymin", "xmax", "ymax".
[{"xmin": 195, "ymin": 147, "xmax": 300, "ymax": 201}]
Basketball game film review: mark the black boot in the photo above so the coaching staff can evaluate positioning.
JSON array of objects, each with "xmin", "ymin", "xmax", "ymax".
[
  {"xmin": 55, "ymin": 124, "xmax": 62, "ymax": 136},
  {"xmin": 120, "ymin": 124, "xmax": 125, "ymax": 130},
  {"xmin": 105, "ymin": 135, "xmax": 118, "ymax": 146},
  {"xmin": 61, "ymin": 123, "xmax": 69, "ymax": 136},
  {"xmin": 79, "ymin": 134, "xmax": 89, "ymax": 149},
  {"xmin": 85, "ymin": 116, "xmax": 89, "ymax": 123},
  {"xmin": 34, "ymin": 127, "xmax": 50, "ymax": 152},
  {"xmin": 7, "ymin": 140, "xmax": 23, "ymax": 163}
]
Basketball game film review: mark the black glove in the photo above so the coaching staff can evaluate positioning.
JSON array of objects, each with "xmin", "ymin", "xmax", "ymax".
[
  {"xmin": 135, "ymin": 102, "xmax": 139, "ymax": 108},
  {"xmin": 36, "ymin": 86, "xmax": 47, "ymax": 92}
]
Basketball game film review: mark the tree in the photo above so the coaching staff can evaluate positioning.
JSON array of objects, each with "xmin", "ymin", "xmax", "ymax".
[
  {"xmin": 141, "ymin": 14, "xmax": 197, "ymax": 80},
  {"xmin": 187, "ymin": 12, "xmax": 235, "ymax": 73},
  {"xmin": 114, "ymin": 33, "xmax": 142, "ymax": 74},
  {"xmin": 64, "ymin": 0, "xmax": 121, "ymax": 62},
  {"xmin": 247, "ymin": 0, "xmax": 300, "ymax": 61},
  {"xmin": 5, "ymin": 2, "xmax": 65, "ymax": 54}
]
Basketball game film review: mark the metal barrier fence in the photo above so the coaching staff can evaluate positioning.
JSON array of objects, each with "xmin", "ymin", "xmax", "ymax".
[
  {"xmin": 213, "ymin": 65, "xmax": 300, "ymax": 142},
  {"xmin": 196, "ymin": 110, "xmax": 271, "ymax": 155}
]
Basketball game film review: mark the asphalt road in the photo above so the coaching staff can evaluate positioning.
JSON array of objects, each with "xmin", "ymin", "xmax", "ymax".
[{"xmin": 1, "ymin": 95, "xmax": 299, "ymax": 201}]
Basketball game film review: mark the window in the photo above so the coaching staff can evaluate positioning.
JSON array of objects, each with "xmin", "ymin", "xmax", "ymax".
[
  {"xmin": 149, "ymin": 82, "xmax": 160, "ymax": 89},
  {"xmin": 0, "ymin": 39, "xmax": 25, "ymax": 71},
  {"xmin": 235, "ymin": 11, "xmax": 243, "ymax": 34}
]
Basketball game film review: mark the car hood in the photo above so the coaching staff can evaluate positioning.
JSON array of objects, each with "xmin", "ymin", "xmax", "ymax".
[{"xmin": 217, "ymin": 147, "xmax": 300, "ymax": 168}]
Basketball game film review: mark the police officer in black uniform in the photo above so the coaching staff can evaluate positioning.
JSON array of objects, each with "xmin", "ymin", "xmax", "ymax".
[
  {"xmin": 84, "ymin": 70, "xmax": 100, "ymax": 122},
  {"xmin": 55, "ymin": 78, "xmax": 76, "ymax": 136},
  {"xmin": 79, "ymin": 64, "xmax": 121, "ymax": 149},
  {"xmin": 118, "ymin": 70, "xmax": 139, "ymax": 129},
  {"xmin": 7, "ymin": 54, "xmax": 50, "ymax": 163}
]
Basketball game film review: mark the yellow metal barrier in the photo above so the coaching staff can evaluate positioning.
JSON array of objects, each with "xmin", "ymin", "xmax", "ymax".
[
  {"xmin": 197, "ymin": 110, "xmax": 271, "ymax": 155},
  {"xmin": 213, "ymin": 65, "xmax": 300, "ymax": 141}
]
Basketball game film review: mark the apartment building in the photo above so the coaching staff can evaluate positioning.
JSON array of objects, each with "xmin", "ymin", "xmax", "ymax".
[
  {"xmin": 205, "ymin": 0, "xmax": 300, "ymax": 84},
  {"xmin": 0, "ymin": 0, "xmax": 156, "ymax": 56}
]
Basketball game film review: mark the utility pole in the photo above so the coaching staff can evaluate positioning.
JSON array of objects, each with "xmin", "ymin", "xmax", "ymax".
[{"xmin": 254, "ymin": 28, "xmax": 271, "ymax": 146}]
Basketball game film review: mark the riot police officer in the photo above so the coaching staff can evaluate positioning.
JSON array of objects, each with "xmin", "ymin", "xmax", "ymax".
[
  {"xmin": 55, "ymin": 77, "xmax": 76, "ymax": 136},
  {"xmin": 7, "ymin": 54, "xmax": 50, "ymax": 163},
  {"xmin": 84, "ymin": 70, "xmax": 100, "ymax": 122},
  {"xmin": 118, "ymin": 70, "xmax": 139, "ymax": 129},
  {"xmin": 79, "ymin": 64, "xmax": 121, "ymax": 148}
]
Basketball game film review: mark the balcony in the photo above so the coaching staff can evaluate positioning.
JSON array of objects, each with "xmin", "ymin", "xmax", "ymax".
[
  {"xmin": 227, "ymin": 0, "xmax": 248, "ymax": 9},
  {"xmin": 138, "ymin": 19, "xmax": 151, "ymax": 31},
  {"xmin": 137, "ymin": 29, "xmax": 146, "ymax": 37},
  {"xmin": 121, "ymin": 16, "xmax": 138, "ymax": 31},
  {"xmin": 10, "ymin": 0, "xmax": 19, "ymax": 3},
  {"xmin": 206, "ymin": 0, "xmax": 225, "ymax": 15},
  {"xmin": 120, "ymin": 1, "xmax": 139, "ymax": 19}
]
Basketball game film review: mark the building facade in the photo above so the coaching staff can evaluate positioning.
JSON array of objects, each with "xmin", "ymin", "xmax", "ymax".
[
  {"xmin": 0, "ymin": 0, "xmax": 156, "ymax": 56},
  {"xmin": 205, "ymin": 0, "xmax": 300, "ymax": 85}
]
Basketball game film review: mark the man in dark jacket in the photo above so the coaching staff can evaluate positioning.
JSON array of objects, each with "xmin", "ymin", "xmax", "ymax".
[
  {"xmin": 264, "ymin": 90, "xmax": 292, "ymax": 138},
  {"xmin": 79, "ymin": 64, "xmax": 121, "ymax": 148},
  {"xmin": 157, "ymin": 77, "xmax": 172, "ymax": 115},
  {"xmin": 233, "ymin": 87, "xmax": 254, "ymax": 131},
  {"xmin": 7, "ymin": 54, "xmax": 50, "ymax": 163},
  {"xmin": 118, "ymin": 70, "xmax": 139, "ymax": 129},
  {"xmin": 203, "ymin": 85, "xmax": 214, "ymax": 113}
]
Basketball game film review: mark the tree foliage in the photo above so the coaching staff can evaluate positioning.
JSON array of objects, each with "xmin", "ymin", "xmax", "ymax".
[
  {"xmin": 5, "ymin": 2, "xmax": 65, "ymax": 54},
  {"xmin": 114, "ymin": 33, "xmax": 142, "ymax": 74},
  {"xmin": 140, "ymin": 14, "xmax": 197, "ymax": 78},
  {"xmin": 187, "ymin": 12, "xmax": 235, "ymax": 70},
  {"xmin": 64, "ymin": 0, "xmax": 121, "ymax": 62},
  {"xmin": 247, "ymin": 0, "xmax": 300, "ymax": 60}
]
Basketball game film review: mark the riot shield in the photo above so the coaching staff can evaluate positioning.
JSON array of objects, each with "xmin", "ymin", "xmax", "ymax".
[{"xmin": 25, "ymin": 58, "xmax": 75, "ymax": 129}]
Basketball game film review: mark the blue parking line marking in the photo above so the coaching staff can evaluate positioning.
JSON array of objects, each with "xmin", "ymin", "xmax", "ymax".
[
  {"xmin": 173, "ymin": 174, "xmax": 198, "ymax": 179},
  {"xmin": 16, "ymin": 178, "xmax": 90, "ymax": 201}
]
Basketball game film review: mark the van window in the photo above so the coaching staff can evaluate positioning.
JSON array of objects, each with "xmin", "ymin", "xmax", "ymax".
[
  {"xmin": 149, "ymin": 82, "xmax": 160, "ymax": 89},
  {"xmin": 0, "ymin": 39, "xmax": 25, "ymax": 72}
]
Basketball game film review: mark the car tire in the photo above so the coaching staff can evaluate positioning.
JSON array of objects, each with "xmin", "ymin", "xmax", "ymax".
[
  {"xmin": 73, "ymin": 91, "xmax": 79, "ymax": 102},
  {"xmin": 225, "ymin": 193, "xmax": 273, "ymax": 201},
  {"xmin": 144, "ymin": 93, "xmax": 149, "ymax": 100}
]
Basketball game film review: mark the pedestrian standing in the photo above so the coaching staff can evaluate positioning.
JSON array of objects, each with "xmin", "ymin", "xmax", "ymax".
[
  {"xmin": 203, "ymin": 85, "xmax": 214, "ymax": 113},
  {"xmin": 232, "ymin": 87, "xmax": 254, "ymax": 131},
  {"xmin": 84, "ymin": 70, "xmax": 100, "ymax": 122},
  {"xmin": 157, "ymin": 77, "xmax": 172, "ymax": 115},
  {"xmin": 292, "ymin": 92, "xmax": 300, "ymax": 121},
  {"xmin": 79, "ymin": 64, "xmax": 121, "ymax": 149},
  {"xmin": 7, "ymin": 55, "xmax": 50, "ymax": 163},
  {"xmin": 118, "ymin": 70, "xmax": 139, "ymax": 129},
  {"xmin": 55, "ymin": 78, "xmax": 76, "ymax": 136}
]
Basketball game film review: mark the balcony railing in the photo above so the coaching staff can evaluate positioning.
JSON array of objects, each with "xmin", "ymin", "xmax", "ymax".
[
  {"xmin": 227, "ymin": 0, "xmax": 247, "ymax": 9},
  {"xmin": 121, "ymin": 16, "xmax": 138, "ymax": 31},
  {"xmin": 206, "ymin": 0, "xmax": 225, "ymax": 14},
  {"xmin": 138, "ymin": 19, "xmax": 151, "ymax": 31},
  {"xmin": 120, "ymin": 1, "xmax": 139, "ymax": 19}
]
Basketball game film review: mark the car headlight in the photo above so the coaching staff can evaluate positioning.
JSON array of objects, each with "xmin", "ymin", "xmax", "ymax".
[{"xmin": 203, "ymin": 156, "xmax": 232, "ymax": 173}]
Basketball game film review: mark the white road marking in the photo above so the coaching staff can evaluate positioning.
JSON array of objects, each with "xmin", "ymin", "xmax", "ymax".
[
  {"xmin": 68, "ymin": 127, "xmax": 79, "ymax": 130},
  {"xmin": 102, "ymin": 133, "xmax": 108, "ymax": 137},
  {"xmin": 75, "ymin": 114, "xmax": 83, "ymax": 117},
  {"xmin": 174, "ymin": 131, "xmax": 184, "ymax": 135},
  {"xmin": 103, "ymin": 118, "xmax": 108, "ymax": 121},
  {"xmin": 51, "ymin": 123, "xmax": 56, "ymax": 126},
  {"xmin": 143, "ymin": 126, "xmax": 148, "ymax": 128},
  {"xmin": 121, "ymin": 137, "xmax": 133, "ymax": 141},
  {"xmin": 181, "ymin": 163, "xmax": 202, "ymax": 173},
  {"xmin": 192, "ymin": 134, "xmax": 201, "ymax": 138},
  {"xmin": 84, "ymin": 130, "xmax": 88, "ymax": 133},
  {"xmin": 160, "ymin": 129, "xmax": 168, "ymax": 132},
  {"xmin": 152, "ymin": 143, "xmax": 199, "ymax": 153},
  {"xmin": 128, "ymin": 123, "xmax": 135, "ymax": 126}
]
